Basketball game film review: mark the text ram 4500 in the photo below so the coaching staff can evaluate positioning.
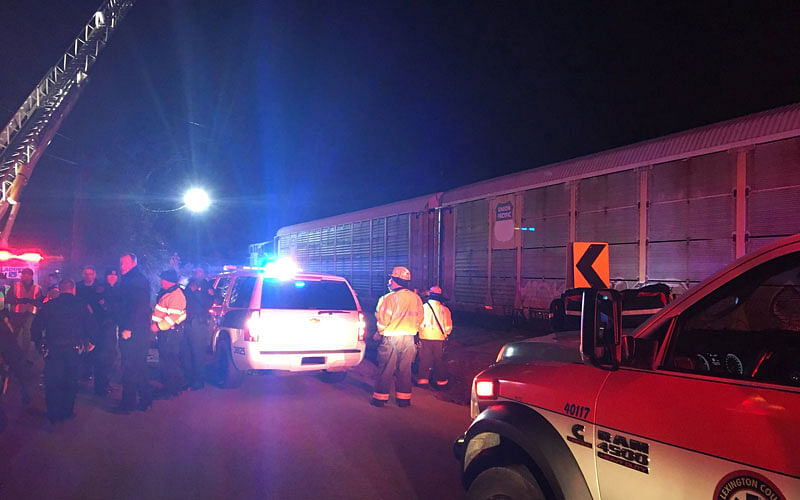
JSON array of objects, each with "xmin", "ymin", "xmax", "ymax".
[{"xmin": 454, "ymin": 234, "xmax": 800, "ymax": 500}]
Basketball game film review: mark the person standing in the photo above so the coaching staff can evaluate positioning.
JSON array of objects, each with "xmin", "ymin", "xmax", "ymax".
[
  {"xmin": 371, "ymin": 266, "xmax": 424, "ymax": 408},
  {"xmin": 115, "ymin": 253, "xmax": 153, "ymax": 413},
  {"xmin": 76, "ymin": 265, "xmax": 103, "ymax": 384},
  {"xmin": 7, "ymin": 268, "xmax": 43, "ymax": 358},
  {"xmin": 0, "ymin": 308, "xmax": 33, "ymax": 406},
  {"xmin": 31, "ymin": 280, "xmax": 96, "ymax": 424},
  {"xmin": 151, "ymin": 270, "xmax": 187, "ymax": 398},
  {"xmin": 416, "ymin": 286, "xmax": 453, "ymax": 388},
  {"xmin": 93, "ymin": 269, "xmax": 120, "ymax": 396},
  {"xmin": 182, "ymin": 267, "xmax": 213, "ymax": 390},
  {"xmin": 43, "ymin": 272, "xmax": 60, "ymax": 303}
]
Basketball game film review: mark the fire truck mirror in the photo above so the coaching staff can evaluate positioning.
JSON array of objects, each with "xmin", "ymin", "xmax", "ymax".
[{"xmin": 580, "ymin": 289, "xmax": 623, "ymax": 370}]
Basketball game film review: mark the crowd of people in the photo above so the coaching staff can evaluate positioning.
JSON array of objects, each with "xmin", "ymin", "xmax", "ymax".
[
  {"xmin": 0, "ymin": 252, "xmax": 215, "ymax": 427},
  {"xmin": 0, "ymin": 258, "xmax": 456, "ymax": 427}
]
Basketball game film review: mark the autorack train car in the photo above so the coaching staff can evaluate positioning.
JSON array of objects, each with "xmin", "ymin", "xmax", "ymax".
[{"xmin": 255, "ymin": 103, "xmax": 800, "ymax": 317}]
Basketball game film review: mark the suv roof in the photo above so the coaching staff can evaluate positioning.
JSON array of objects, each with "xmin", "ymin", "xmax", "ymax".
[{"xmin": 214, "ymin": 268, "xmax": 349, "ymax": 282}]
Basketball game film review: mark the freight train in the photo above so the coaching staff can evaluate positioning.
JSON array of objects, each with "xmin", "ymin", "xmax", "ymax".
[{"xmin": 251, "ymin": 103, "xmax": 800, "ymax": 317}]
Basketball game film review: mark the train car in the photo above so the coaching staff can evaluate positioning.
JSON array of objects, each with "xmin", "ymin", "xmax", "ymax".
[{"xmin": 262, "ymin": 103, "xmax": 800, "ymax": 317}]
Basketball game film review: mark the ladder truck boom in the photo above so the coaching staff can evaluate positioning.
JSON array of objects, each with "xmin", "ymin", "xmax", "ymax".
[{"xmin": 0, "ymin": 0, "xmax": 135, "ymax": 246}]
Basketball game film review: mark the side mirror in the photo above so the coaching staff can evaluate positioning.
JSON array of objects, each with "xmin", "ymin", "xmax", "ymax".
[{"xmin": 580, "ymin": 289, "xmax": 622, "ymax": 369}]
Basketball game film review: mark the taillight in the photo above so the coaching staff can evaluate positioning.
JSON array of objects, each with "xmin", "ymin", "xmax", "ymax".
[
  {"xmin": 244, "ymin": 311, "xmax": 261, "ymax": 342},
  {"xmin": 474, "ymin": 379, "xmax": 496, "ymax": 399},
  {"xmin": 357, "ymin": 312, "xmax": 366, "ymax": 342}
]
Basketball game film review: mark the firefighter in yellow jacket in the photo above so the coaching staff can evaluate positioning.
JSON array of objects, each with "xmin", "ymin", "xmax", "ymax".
[
  {"xmin": 371, "ymin": 266, "xmax": 424, "ymax": 407},
  {"xmin": 416, "ymin": 286, "xmax": 453, "ymax": 388},
  {"xmin": 151, "ymin": 269, "xmax": 187, "ymax": 398}
]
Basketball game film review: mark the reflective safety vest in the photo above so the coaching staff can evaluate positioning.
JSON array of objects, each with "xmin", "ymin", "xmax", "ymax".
[
  {"xmin": 419, "ymin": 300, "xmax": 453, "ymax": 341},
  {"xmin": 376, "ymin": 288, "xmax": 423, "ymax": 336},
  {"xmin": 12, "ymin": 282, "xmax": 42, "ymax": 314},
  {"xmin": 152, "ymin": 287, "xmax": 187, "ymax": 331},
  {"xmin": 0, "ymin": 284, "xmax": 8, "ymax": 310}
]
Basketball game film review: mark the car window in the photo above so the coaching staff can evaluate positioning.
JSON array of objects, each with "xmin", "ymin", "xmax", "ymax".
[
  {"xmin": 214, "ymin": 277, "xmax": 231, "ymax": 304},
  {"xmin": 261, "ymin": 279, "xmax": 357, "ymax": 310},
  {"xmin": 663, "ymin": 251, "xmax": 800, "ymax": 387},
  {"xmin": 229, "ymin": 277, "xmax": 256, "ymax": 308}
]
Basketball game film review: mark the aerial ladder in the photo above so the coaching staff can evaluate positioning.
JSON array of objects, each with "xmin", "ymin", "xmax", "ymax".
[{"xmin": 0, "ymin": 0, "xmax": 135, "ymax": 247}]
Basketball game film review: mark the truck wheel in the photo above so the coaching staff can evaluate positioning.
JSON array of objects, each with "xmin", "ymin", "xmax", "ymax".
[
  {"xmin": 466, "ymin": 465, "xmax": 546, "ymax": 500},
  {"xmin": 321, "ymin": 370, "xmax": 347, "ymax": 383},
  {"xmin": 215, "ymin": 338, "xmax": 243, "ymax": 389}
]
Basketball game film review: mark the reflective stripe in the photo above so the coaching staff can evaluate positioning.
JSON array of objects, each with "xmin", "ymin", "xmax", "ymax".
[
  {"xmin": 151, "ymin": 315, "xmax": 162, "ymax": 322},
  {"xmin": 155, "ymin": 304, "xmax": 169, "ymax": 313},
  {"xmin": 396, "ymin": 392, "xmax": 411, "ymax": 400},
  {"xmin": 166, "ymin": 308, "xmax": 184, "ymax": 314},
  {"xmin": 435, "ymin": 380, "xmax": 449, "ymax": 386},
  {"xmin": 164, "ymin": 316, "xmax": 175, "ymax": 325},
  {"xmin": 372, "ymin": 392, "xmax": 390, "ymax": 401}
]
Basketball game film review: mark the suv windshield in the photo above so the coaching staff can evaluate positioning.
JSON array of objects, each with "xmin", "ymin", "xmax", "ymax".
[{"xmin": 261, "ymin": 279, "xmax": 357, "ymax": 310}]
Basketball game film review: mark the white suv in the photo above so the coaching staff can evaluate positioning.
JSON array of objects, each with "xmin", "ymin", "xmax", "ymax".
[{"xmin": 211, "ymin": 265, "xmax": 366, "ymax": 386}]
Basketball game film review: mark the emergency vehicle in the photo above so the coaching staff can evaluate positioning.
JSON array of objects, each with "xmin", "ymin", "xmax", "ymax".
[
  {"xmin": 454, "ymin": 234, "xmax": 800, "ymax": 499},
  {"xmin": 210, "ymin": 259, "xmax": 366, "ymax": 387}
]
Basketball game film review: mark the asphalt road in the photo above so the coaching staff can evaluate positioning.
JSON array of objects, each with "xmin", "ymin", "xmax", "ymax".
[{"xmin": 0, "ymin": 364, "xmax": 471, "ymax": 500}]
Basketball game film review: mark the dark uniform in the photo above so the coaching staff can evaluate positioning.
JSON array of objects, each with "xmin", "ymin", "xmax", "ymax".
[
  {"xmin": 0, "ymin": 309, "xmax": 33, "ymax": 405},
  {"xmin": 182, "ymin": 279, "xmax": 213, "ymax": 390},
  {"xmin": 117, "ymin": 265, "xmax": 153, "ymax": 412},
  {"xmin": 77, "ymin": 279, "xmax": 116, "ymax": 396},
  {"xmin": 31, "ymin": 293, "xmax": 96, "ymax": 423},
  {"xmin": 97, "ymin": 272, "xmax": 121, "ymax": 394}
]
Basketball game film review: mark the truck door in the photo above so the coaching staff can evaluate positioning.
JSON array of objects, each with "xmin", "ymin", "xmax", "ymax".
[{"xmin": 594, "ymin": 251, "xmax": 800, "ymax": 499}]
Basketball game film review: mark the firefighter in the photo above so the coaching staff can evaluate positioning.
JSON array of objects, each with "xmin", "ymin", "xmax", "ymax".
[
  {"xmin": 182, "ymin": 267, "xmax": 213, "ymax": 391},
  {"xmin": 371, "ymin": 266, "xmax": 424, "ymax": 408},
  {"xmin": 0, "ymin": 273, "xmax": 10, "ymax": 310},
  {"xmin": 7, "ymin": 268, "xmax": 43, "ymax": 358},
  {"xmin": 151, "ymin": 269, "xmax": 187, "ymax": 398},
  {"xmin": 416, "ymin": 286, "xmax": 453, "ymax": 388},
  {"xmin": 30, "ymin": 280, "xmax": 96, "ymax": 424},
  {"xmin": 115, "ymin": 253, "xmax": 153, "ymax": 413}
]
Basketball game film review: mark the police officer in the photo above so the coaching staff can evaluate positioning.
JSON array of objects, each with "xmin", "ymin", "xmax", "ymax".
[
  {"xmin": 76, "ymin": 265, "xmax": 103, "ymax": 386},
  {"xmin": 31, "ymin": 280, "xmax": 96, "ymax": 424},
  {"xmin": 371, "ymin": 266, "xmax": 424, "ymax": 408},
  {"xmin": 182, "ymin": 267, "xmax": 213, "ymax": 390},
  {"xmin": 151, "ymin": 269, "xmax": 187, "ymax": 398},
  {"xmin": 417, "ymin": 286, "xmax": 453, "ymax": 388},
  {"xmin": 95, "ymin": 269, "xmax": 121, "ymax": 395},
  {"xmin": 115, "ymin": 253, "xmax": 153, "ymax": 413}
]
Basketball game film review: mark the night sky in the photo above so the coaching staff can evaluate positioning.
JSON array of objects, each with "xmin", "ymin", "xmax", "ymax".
[{"xmin": 1, "ymin": 1, "xmax": 798, "ymax": 267}]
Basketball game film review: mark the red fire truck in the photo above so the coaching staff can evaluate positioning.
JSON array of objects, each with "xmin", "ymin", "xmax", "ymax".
[{"xmin": 454, "ymin": 234, "xmax": 800, "ymax": 499}]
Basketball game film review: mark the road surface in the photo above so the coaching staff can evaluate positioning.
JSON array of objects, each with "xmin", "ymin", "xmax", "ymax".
[{"xmin": 0, "ymin": 364, "xmax": 471, "ymax": 500}]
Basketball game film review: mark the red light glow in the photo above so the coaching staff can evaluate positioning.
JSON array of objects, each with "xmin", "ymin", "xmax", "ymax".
[
  {"xmin": 0, "ymin": 250, "xmax": 43, "ymax": 262},
  {"xmin": 18, "ymin": 252, "xmax": 43, "ymax": 262},
  {"xmin": 357, "ymin": 312, "xmax": 366, "ymax": 342}
]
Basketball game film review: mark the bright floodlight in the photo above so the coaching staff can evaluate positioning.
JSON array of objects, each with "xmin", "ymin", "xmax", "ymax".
[{"xmin": 183, "ymin": 188, "xmax": 211, "ymax": 213}]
